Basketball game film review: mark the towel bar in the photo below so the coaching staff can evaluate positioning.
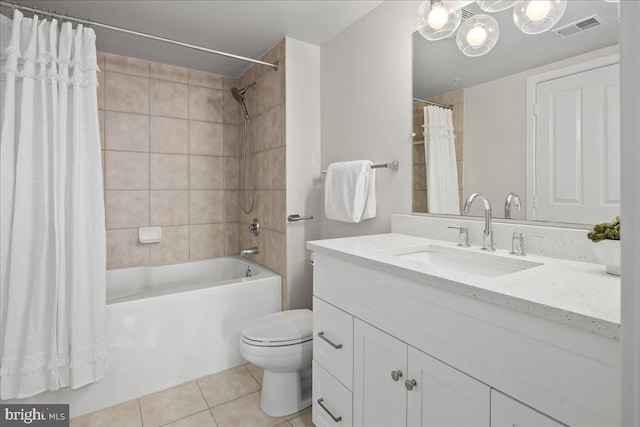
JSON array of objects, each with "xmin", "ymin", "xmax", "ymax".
[{"xmin": 321, "ymin": 160, "xmax": 398, "ymax": 174}]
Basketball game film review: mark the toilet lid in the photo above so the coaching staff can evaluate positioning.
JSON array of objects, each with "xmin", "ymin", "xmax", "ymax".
[{"xmin": 242, "ymin": 309, "xmax": 312, "ymax": 344}]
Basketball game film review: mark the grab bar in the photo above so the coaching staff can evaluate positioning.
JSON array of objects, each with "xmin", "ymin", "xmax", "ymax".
[{"xmin": 288, "ymin": 214, "xmax": 314, "ymax": 222}]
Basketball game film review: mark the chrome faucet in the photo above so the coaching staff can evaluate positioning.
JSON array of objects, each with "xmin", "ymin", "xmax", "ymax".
[
  {"xmin": 463, "ymin": 193, "xmax": 496, "ymax": 251},
  {"xmin": 504, "ymin": 192, "xmax": 522, "ymax": 219},
  {"xmin": 240, "ymin": 247, "xmax": 258, "ymax": 257}
]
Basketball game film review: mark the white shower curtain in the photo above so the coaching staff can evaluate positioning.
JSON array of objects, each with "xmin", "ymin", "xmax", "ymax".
[
  {"xmin": 0, "ymin": 10, "xmax": 107, "ymax": 399},
  {"xmin": 424, "ymin": 105, "xmax": 460, "ymax": 214}
]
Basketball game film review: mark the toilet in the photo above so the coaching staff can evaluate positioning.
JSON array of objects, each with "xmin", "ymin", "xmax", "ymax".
[{"xmin": 240, "ymin": 309, "xmax": 313, "ymax": 417}]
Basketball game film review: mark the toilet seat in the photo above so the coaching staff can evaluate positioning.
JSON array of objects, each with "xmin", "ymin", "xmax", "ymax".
[
  {"xmin": 242, "ymin": 336, "xmax": 311, "ymax": 347},
  {"xmin": 241, "ymin": 309, "xmax": 312, "ymax": 347}
]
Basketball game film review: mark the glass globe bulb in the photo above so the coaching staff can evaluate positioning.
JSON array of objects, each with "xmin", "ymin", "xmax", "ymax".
[
  {"xmin": 476, "ymin": 1, "xmax": 517, "ymax": 13},
  {"xmin": 428, "ymin": 4, "xmax": 449, "ymax": 30},
  {"xmin": 466, "ymin": 24, "xmax": 488, "ymax": 46},
  {"xmin": 456, "ymin": 14, "xmax": 499, "ymax": 57},
  {"xmin": 513, "ymin": 0, "xmax": 567, "ymax": 34},
  {"xmin": 417, "ymin": 1, "xmax": 462, "ymax": 41},
  {"xmin": 525, "ymin": 0, "xmax": 551, "ymax": 21}
]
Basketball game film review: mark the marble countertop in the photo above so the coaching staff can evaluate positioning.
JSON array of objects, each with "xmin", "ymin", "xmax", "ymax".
[{"xmin": 307, "ymin": 233, "xmax": 620, "ymax": 339}]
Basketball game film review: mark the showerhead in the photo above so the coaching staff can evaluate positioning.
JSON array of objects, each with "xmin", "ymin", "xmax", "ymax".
[
  {"xmin": 231, "ymin": 82, "xmax": 256, "ymax": 120},
  {"xmin": 230, "ymin": 87, "xmax": 243, "ymax": 103}
]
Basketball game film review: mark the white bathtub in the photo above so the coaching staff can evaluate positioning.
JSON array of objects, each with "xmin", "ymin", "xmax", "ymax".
[{"xmin": 7, "ymin": 257, "xmax": 282, "ymax": 418}]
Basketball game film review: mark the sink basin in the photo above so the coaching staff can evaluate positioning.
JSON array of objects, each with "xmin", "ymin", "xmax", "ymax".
[{"xmin": 391, "ymin": 246, "xmax": 541, "ymax": 278}]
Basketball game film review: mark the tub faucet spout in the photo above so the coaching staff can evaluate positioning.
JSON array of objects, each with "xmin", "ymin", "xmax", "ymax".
[{"xmin": 240, "ymin": 247, "xmax": 258, "ymax": 257}]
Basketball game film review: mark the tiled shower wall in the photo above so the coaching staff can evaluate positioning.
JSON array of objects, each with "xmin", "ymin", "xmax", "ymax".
[
  {"xmin": 97, "ymin": 52, "xmax": 241, "ymax": 269},
  {"xmin": 412, "ymin": 89, "xmax": 465, "ymax": 213},
  {"xmin": 97, "ymin": 41, "xmax": 288, "ymax": 307},
  {"xmin": 235, "ymin": 41, "xmax": 288, "ymax": 308}
]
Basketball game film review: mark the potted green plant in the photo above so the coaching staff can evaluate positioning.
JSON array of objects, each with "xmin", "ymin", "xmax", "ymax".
[{"xmin": 588, "ymin": 216, "xmax": 621, "ymax": 276}]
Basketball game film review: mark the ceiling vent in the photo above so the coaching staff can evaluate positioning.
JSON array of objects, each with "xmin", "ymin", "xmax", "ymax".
[
  {"xmin": 461, "ymin": 9, "xmax": 474, "ymax": 21},
  {"xmin": 553, "ymin": 15, "xmax": 605, "ymax": 38}
]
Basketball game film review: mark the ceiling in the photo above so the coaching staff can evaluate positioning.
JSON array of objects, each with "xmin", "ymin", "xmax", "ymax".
[
  {"xmin": 5, "ymin": 0, "xmax": 383, "ymax": 77},
  {"xmin": 413, "ymin": 1, "xmax": 620, "ymax": 99}
]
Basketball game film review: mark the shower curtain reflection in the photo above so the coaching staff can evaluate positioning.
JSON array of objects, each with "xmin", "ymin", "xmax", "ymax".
[{"xmin": 424, "ymin": 105, "xmax": 460, "ymax": 214}]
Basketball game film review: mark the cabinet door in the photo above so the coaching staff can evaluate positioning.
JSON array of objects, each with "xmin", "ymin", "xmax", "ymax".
[
  {"xmin": 407, "ymin": 346, "xmax": 490, "ymax": 427},
  {"xmin": 491, "ymin": 390, "xmax": 566, "ymax": 427},
  {"xmin": 353, "ymin": 319, "xmax": 408, "ymax": 427}
]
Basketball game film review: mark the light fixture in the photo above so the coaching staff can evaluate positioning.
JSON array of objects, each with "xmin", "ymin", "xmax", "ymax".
[
  {"xmin": 513, "ymin": 0, "xmax": 568, "ymax": 34},
  {"xmin": 456, "ymin": 14, "xmax": 500, "ymax": 57},
  {"xmin": 417, "ymin": 0, "xmax": 590, "ymax": 58},
  {"xmin": 417, "ymin": 1, "xmax": 462, "ymax": 41},
  {"xmin": 476, "ymin": 1, "xmax": 517, "ymax": 13}
]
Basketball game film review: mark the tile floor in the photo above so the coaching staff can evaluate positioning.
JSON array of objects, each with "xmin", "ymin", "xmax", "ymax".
[{"xmin": 71, "ymin": 364, "xmax": 313, "ymax": 427}]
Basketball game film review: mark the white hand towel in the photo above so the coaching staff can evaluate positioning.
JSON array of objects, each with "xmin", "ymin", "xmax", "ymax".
[{"xmin": 324, "ymin": 160, "xmax": 377, "ymax": 223}]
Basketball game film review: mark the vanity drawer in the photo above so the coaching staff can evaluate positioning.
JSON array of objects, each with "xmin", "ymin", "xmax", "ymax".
[
  {"xmin": 313, "ymin": 360, "xmax": 353, "ymax": 427},
  {"xmin": 313, "ymin": 297, "xmax": 354, "ymax": 389}
]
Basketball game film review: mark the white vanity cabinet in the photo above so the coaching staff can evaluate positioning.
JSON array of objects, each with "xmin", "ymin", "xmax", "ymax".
[
  {"xmin": 353, "ymin": 319, "xmax": 490, "ymax": 427},
  {"xmin": 310, "ymin": 249, "xmax": 621, "ymax": 427}
]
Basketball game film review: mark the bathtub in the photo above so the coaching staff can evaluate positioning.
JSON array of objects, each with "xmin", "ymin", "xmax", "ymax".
[{"xmin": 7, "ymin": 257, "xmax": 281, "ymax": 418}]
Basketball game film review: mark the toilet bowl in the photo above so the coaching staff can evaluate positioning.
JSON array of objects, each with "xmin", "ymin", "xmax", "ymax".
[{"xmin": 240, "ymin": 309, "xmax": 313, "ymax": 417}]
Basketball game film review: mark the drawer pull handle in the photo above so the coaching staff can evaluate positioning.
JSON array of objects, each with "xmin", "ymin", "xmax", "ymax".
[
  {"xmin": 391, "ymin": 370, "xmax": 403, "ymax": 381},
  {"xmin": 318, "ymin": 331, "xmax": 343, "ymax": 349},
  {"xmin": 318, "ymin": 398, "xmax": 342, "ymax": 423},
  {"xmin": 405, "ymin": 378, "xmax": 417, "ymax": 391}
]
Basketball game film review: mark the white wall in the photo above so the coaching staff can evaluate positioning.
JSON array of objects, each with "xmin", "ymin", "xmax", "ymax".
[
  {"xmin": 463, "ymin": 45, "xmax": 619, "ymax": 219},
  {"xmin": 620, "ymin": 1, "xmax": 640, "ymax": 424},
  {"xmin": 464, "ymin": 77, "xmax": 526, "ymax": 219},
  {"xmin": 285, "ymin": 37, "xmax": 322, "ymax": 309},
  {"xmin": 320, "ymin": 1, "xmax": 419, "ymax": 239}
]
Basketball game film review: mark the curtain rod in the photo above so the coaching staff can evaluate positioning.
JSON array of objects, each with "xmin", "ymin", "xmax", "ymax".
[
  {"xmin": 412, "ymin": 97, "xmax": 454, "ymax": 110},
  {"xmin": 0, "ymin": 1, "xmax": 279, "ymax": 71}
]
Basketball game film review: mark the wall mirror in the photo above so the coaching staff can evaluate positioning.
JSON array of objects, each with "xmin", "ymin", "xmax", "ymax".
[{"xmin": 412, "ymin": 0, "xmax": 620, "ymax": 226}]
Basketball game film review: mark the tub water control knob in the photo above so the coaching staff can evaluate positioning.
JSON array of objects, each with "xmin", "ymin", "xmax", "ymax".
[{"xmin": 248, "ymin": 218, "xmax": 260, "ymax": 236}]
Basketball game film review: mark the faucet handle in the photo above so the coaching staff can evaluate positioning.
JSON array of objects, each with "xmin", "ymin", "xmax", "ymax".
[
  {"xmin": 510, "ymin": 232, "xmax": 543, "ymax": 256},
  {"xmin": 448, "ymin": 226, "xmax": 471, "ymax": 248}
]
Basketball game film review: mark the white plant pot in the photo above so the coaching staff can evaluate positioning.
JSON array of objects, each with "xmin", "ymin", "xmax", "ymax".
[{"xmin": 592, "ymin": 240, "xmax": 621, "ymax": 276}]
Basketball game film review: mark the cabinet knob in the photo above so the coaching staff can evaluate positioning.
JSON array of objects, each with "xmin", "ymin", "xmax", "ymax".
[
  {"xmin": 391, "ymin": 370, "xmax": 403, "ymax": 381},
  {"xmin": 404, "ymin": 378, "xmax": 417, "ymax": 391}
]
